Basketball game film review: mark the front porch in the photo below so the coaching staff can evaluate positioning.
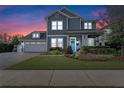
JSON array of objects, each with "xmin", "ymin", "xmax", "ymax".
[{"xmin": 67, "ymin": 32, "xmax": 104, "ymax": 52}]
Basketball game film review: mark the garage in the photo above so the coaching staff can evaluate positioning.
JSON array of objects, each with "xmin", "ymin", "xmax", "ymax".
[
  {"xmin": 21, "ymin": 31, "xmax": 47, "ymax": 53},
  {"xmin": 24, "ymin": 41, "xmax": 47, "ymax": 53}
]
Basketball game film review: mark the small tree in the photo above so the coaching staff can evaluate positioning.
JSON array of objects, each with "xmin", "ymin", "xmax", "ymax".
[
  {"xmin": 107, "ymin": 6, "xmax": 124, "ymax": 57},
  {"xmin": 11, "ymin": 36, "xmax": 20, "ymax": 45}
]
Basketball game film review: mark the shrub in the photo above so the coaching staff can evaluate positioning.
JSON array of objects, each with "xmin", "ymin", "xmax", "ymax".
[
  {"xmin": 80, "ymin": 46, "xmax": 116, "ymax": 55},
  {"xmin": 0, "ymin": 43, "xmax": 14, "ymax": 53},
  {"xmin": 49, "ymin": 47, "xmax": 63, "ymax": 51},
  {"xmin": 66, "ymin": 46, "xmax": 73, "ymax": 54},
  {"xmin": 48, "ymin": 47, "xmax": 64, "ymax": 55}
]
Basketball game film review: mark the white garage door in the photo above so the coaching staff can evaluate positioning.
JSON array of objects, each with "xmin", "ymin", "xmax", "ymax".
[{"xmin": 24, "ymin": 41, "xmax": 47, "ymax": 52}]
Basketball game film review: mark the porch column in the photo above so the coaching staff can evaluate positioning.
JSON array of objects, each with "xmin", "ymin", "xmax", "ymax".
[{"xmin": 82, "ymin": 35, "xmax": 88, "ymax": 46}]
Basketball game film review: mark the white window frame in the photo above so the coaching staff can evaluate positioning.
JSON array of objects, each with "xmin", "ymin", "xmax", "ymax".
[
  {"xmin": 57, "ymin": 38, "xmax": 63, "ymax": 48},
  {"xmin": 52, "ymin": 21, "xmax": 57, "ymax": 30},
  {"xmin": 36, "ymin": 42, "xmax": 41, "ymax": 44},
  {"xmin": 84, "ymin": 22, "xmax": 92, "ymax": 29},
  {"xmin": 84, "ymin": 23, "xmax": 88, "ymax": 29},
  {"xmin": 25, "ymin": 42, "xmax": 30, "ymax": 44},
  {"xmin": 51, "ymin": 38, "xmax": 63, "ymax": 48},
  {"xmin": 88, "ymin": 22, "xmax": 92, "ymax": 29},
  {"xmin": 30, "ymin": 42, "xmax": 35, "ymax": 44},
  {"xmin": 51, "ymin": 21, "xmax": 63, "ymax": 30},
  {"xmin": 51, "ymin": 38, "xmax": 57, "ymax": 47},
  {"xmin": 32, "ymin": 33, "xmax": 39, "ymax": 38}
]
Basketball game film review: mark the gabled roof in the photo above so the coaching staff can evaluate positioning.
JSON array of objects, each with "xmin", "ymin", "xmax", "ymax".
[
  {"xmin": 21, "ymin": 31, "xmax": 46, "ymax": 41},
  {"xmin": 59, "ymin": 8, "xmax": 80, "ymax": 18},
  {"xmin": 45, "ymin": 7, "xmax": 84, "ymax": 20}
]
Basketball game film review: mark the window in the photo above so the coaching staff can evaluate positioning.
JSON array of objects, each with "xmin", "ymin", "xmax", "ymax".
[
  {"xmin": 51, "ymin": 21, "xmax": 63, "ymax": 30},
  {"xmin": 36, "ymin": 42, "xmax": 41, "ymax": 44},
  {"xmin": 58, "ymin": 38, "xmax": 63, "ymax": 48},
  {"xmin": 51, "ymin": 38, "xmax": 57, "ymax": 47},
  {"xmin": 32, "ymin": 33, "xmax": 39, "ymax": 38},
  {"xmin": 25, "ymin": 42, "xmax": 30, "ymax": 44},
  {"xmin": 52, "ymin": 21, "xmax": 57, "ymax": 30},
  {"xmin": 58, "ymin": 21, "xmax": 63, "ymax": 30},
  {"xmin": 84, "ymin": 22, "xmax": 92, "ymax": 29},
  {"xmin": 84, "ymin": 23, "xmax": 88, "ymax": 29},
  {"xmin": 51, "ymin": 38, "xmax": 63, "ymax": 48},
  {"xmin": 30, "ymin": 42, "xmax": 35, "ymax": 44}
]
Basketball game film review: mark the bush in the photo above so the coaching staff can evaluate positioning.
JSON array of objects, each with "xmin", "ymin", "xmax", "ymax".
[
  {"xmin": 66, "ymin": 46, "xmax": 73, "ymax": 54},
  {"xmin": 0, "ymin": 43, "xmax": 14, "ymax": 53},
  {"xmin": 80, "ymin": 46, "xmax": 116, "ymax": 55},
  {"xmin": 48, "ymin": 47, "xmax": 64, "ymax": 55},
  {"xmin": 49, "ymin": 47, "xmax": 63, "ymax": 51}
]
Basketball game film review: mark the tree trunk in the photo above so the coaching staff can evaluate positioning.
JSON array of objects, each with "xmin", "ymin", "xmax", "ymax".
[{"xmin": 121, "ymin": 45, "xmax": 124, "ymax": 58}]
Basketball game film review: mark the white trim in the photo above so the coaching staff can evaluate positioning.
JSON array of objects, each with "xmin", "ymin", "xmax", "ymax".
[
  {"xmin": 46, "ymin": 30, "xmax": 48, "ymax": 52},
  {"xmin": 66, "ymin": 18, "xmax": 68, "ymax": 30},
  {"xmin": 70, "ymin": 37, "xmax": 76, "ymax": 52},
  {"xmin": 80, "ymin": 18, "xmax": 81, "ymax": 30},
  {"xmin": 21, "ymin": 40, "xmax": 46, "ymax": 42},
  {"xmin": 47, "ymin": 35, "xmax": 68, "ymax": 37},
  {"xmin": 51, "ymin": 38, "xmax": 63, "ymax": 48},
  {"xmin": 67, "ymin": 35, "xmax": 69, "ymax": 47},
  {"xmin": 51, "ymin": 20, "xmax": 63, "ymax": 30},
  {"xmin": 47, "ymin": 35, "xmax": 69, "ymax": 48},
  {"xmin": 46, "ymin": 10, "xmax": 70, "ymax": 19}
]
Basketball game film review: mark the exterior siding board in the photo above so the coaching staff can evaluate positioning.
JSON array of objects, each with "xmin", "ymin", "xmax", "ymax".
[
  {"xmin": 47, "ymin": 12, "xmax": 67, "ymax": 35},
  {"xmin": 68, "ymin": 18, "xmax": 81, "ymax": 30},
  {"xmin": 92, "ymin": 22, "xmax": 96, "ymax": 29}
]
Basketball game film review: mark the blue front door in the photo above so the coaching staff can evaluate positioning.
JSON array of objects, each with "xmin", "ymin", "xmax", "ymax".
[{"xmin": 70, "ymin": 37, "xmax": 76, "ymax": 52}]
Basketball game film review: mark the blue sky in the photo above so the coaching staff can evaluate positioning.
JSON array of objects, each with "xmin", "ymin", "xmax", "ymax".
[{"xmin": 0, "ymin": 5, "xmax": 106, "ymax": 36}]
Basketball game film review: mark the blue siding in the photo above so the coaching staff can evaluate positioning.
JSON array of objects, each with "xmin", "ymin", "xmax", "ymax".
[
  {"xmin": 47, "ymin": 12, "xmax": 67, "ymax": 35},
  {"xmin": 68, "ymin": 18, "xmax": 81, "ymax": 30}
]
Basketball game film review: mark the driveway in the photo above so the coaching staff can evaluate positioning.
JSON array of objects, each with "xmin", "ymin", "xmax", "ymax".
[
  {"xmin": 0, "ymin": 52, "xmax": 39, "ymax": 69},
  {"xmin": 0, "ymin": 70, "xmax": 124, "ymax": 87}
]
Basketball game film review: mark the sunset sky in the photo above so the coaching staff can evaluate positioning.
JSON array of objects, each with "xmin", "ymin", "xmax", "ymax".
[{"xmin": 0, "ymin": 5, "xmax": 107, "ymax": 36}]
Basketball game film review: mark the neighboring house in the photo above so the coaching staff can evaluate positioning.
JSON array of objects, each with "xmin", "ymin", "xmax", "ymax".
[{"xmin": 21, "ymin": 7, "xmax": 105, "ymax": 53}]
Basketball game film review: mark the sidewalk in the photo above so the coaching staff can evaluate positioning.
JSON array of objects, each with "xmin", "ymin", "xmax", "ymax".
[{"xmin": 0, "ymin": 70, "xmax": 124, "ymax": 87}]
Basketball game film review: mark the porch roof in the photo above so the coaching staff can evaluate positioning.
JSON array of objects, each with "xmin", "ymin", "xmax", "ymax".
[{"xmin": 65, "ymin": 30, "xmax": 104, "ymax": 35}]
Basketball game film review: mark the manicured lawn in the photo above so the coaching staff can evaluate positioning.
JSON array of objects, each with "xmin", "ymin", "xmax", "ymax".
[{"xmin": 6, "ymin": 55, "xmax": 124, "ymax": 70}]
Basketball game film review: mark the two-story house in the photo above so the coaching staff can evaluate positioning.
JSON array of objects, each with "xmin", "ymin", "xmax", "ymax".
[{"xmin": 20, "ymin": 8, "xmax": 104, "ymax": 53}]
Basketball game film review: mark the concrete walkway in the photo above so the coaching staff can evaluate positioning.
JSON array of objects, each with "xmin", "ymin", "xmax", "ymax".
[
  {"xmin": 0, "ymin": 70, "xmax": 124, "ymax": 87},
  {"xmin": 0, "ymin": 52, "xmax": 39, "ymax": 69}
]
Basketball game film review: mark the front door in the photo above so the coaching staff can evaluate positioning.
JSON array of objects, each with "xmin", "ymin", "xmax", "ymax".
[{"xmin": 70, "ymin": 37, "xmax": 76, "ymax": 52}]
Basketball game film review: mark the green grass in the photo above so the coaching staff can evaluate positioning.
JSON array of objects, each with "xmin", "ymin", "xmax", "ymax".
[{"xmin": 6, "ymin": 55, "xmax": 124, "ymax": 70}]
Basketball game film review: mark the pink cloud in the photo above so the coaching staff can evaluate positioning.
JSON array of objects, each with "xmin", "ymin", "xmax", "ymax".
[
  {"xmin": 0, "ymin": 7, "xmax": 47, "ymax": 36},
  {"xmin": 0, "ymin": 19, "xmax": 47, "ymax": 36}
]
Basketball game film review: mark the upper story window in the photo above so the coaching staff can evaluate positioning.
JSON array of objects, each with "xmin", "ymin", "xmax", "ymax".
[
  {"xmin": 32, "ymin": 33, "xmax": 39, "ymax": 38},
  {"xmin": 84, "ymin": 22, "xmax": 92, "ymax": 29},
  {"xmin": 51, "ymin": 21, "xmax": 63, "ymax": 30}
]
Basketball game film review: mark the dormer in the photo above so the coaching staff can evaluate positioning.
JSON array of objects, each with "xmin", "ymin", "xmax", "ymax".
[{"xmin": 32, "ymin": 33, "xmax": 40, "ymax": 38}]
